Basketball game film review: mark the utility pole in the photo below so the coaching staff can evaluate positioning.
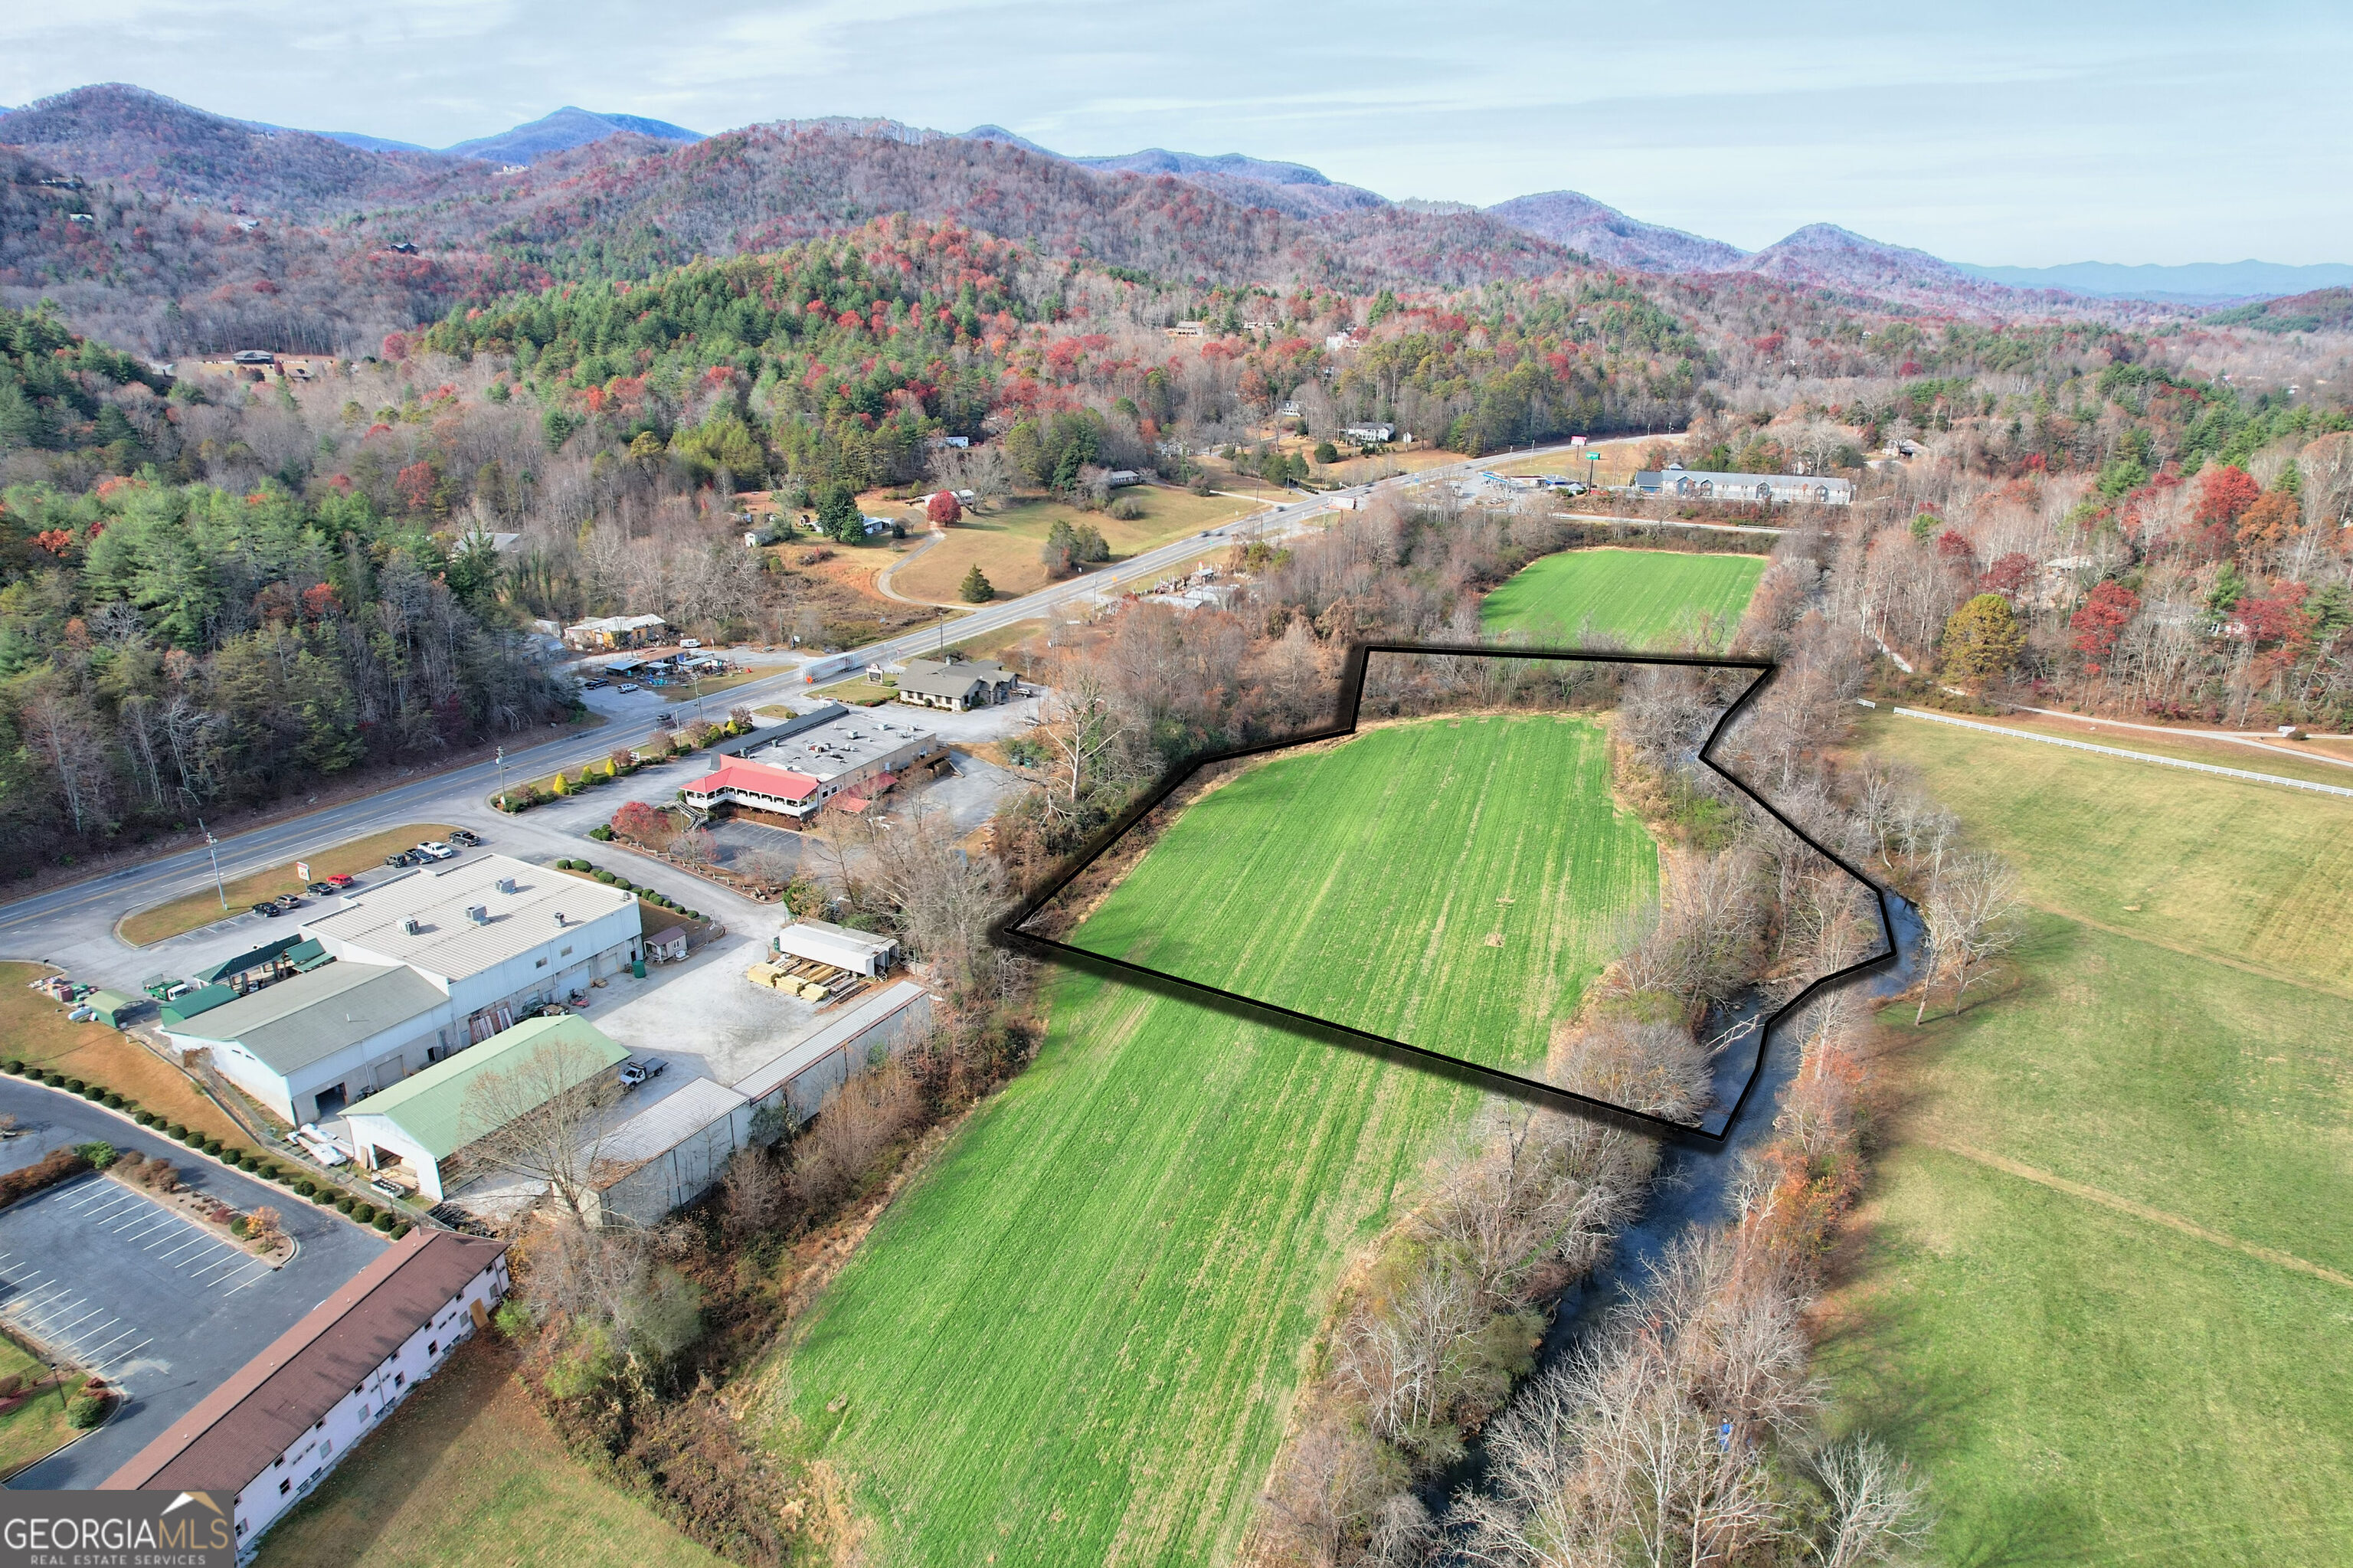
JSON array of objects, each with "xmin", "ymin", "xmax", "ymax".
[
  {"xmin": 198, "ymin": 820, "xmax": 227, "ymax": 912},
  {"xmin": 493, "ymin": 746, "xmax": 508, "ymax": 810}
]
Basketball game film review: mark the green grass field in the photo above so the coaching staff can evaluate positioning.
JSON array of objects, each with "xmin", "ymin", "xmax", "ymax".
[
  {"xmin": 1821, "ymin": 718, "xmax": 2353, "ymax": 1563},
  {"xmin": 1854, "ymin": 713, "xmax": 2353, "ymax": 992},
  {"xmin": 763, "ymin": 715, "xmax": 1657, "ymax": 1565},
  {"xmin": 1479, "ymin": 547, "xmax": 1767, "ymax": 647}
]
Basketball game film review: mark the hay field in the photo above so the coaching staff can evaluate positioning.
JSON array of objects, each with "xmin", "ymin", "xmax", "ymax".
[
  {"xmin": 1821, "ymin": 716, "xmax": 2353, "ymax": 1563},
  {"xmin": 889, "ymin": 488, "xmax": 1258, "ymax": 604},
  {"xmin": 764, "ymin": 715, "xmax": 1657, "ymax": 1565},
  {"xmin": 1479, "ymin": 547, "xmax": 1767, "ymax": 648}
]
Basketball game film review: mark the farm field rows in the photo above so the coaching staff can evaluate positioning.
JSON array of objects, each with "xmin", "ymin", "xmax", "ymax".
[
  {"xmin": 763, "ymin": 715, "xmax": 1658, "ymax": 1566},
  {"xmin": 1478, "ymin": 546, "xmax": 1767, "ymax": 647},
  {"xmin": 886, "ymin": 487, "xmax": 1259, "ymax": 604},
  {"xmin": 1821, "ymin": 717, "xmax": 2353, "ymax": 1563}
]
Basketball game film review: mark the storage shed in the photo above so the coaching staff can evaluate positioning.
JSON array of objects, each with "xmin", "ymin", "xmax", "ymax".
[
  {"xmin": 775, "ymin": 919, "xmax": 898, "ymax": 977},
  {"xmin": 87, "ymin": 990, "xmax": 145, "ymax": 1029}
]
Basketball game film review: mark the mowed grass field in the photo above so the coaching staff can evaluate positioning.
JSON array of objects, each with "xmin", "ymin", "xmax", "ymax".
[
  {"xmin": 889, "ymin": 487, "xmax": 1259, "ymax": 604},
  {"xmin": 1479, "ymin": 547, "xmax": 1767, "ymax": 647},
  {"xmin": 764, "ymin": 716, "xmax": 1657, "ymax": 1566},
  {"xmin": 1820, "ymin": 716, "xmax": 2353, "ymax": 1563}
]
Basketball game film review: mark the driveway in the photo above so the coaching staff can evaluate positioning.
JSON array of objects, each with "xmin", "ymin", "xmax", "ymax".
[{"xmin": 0, "ymin": 1079, "xmax": 387, "ymax": 1488}]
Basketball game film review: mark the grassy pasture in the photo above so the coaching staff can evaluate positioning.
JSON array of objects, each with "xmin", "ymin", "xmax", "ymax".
[
  {"xmin": 888, "ymin": 488, "xmax": 1258, "ymax": 604},
  {"xmin": 1479, "ymin": 547, "xmax": 1767, "ymax": 648},
  {"xmin": 1854, "ymin": 713, "xmax": 2353, "ymax": 992},
  {"xmin": 764, "ymin": 715, "xmax": 1657, "ymax": 1566},
  {"xmin": 1821, "ymin": 715, "xmax": 2353, "ymax": 1563},
  {"xmin": 1945, "ymin": 711, "xmax": 2353, "ymax": 791}
]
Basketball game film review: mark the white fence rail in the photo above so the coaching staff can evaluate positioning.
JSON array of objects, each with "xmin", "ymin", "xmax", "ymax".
[{"xmin": 1884, "ymin": 705, "xmax": 2353, "ymax": 800}]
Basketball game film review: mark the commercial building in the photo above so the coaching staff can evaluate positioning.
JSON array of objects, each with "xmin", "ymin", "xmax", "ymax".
[
  {"xmin": 165, "ymin": 856, "xmax": 640, "ymax": 1124},
  {"xmin": 101, "ymin": 1231, "xmax": 509, "ymax": 1555},
  {"xmin": 895, "ymin": 655, "xmax": 1018, "ymax": 712},
  {"xmin": 342, "ymin": 1015, "xmax": 630, "ymax": 1202},
  {"xmin": 1632, "ymin": 466, "xmax": 1854, "ymax": 506},
  {"xmin": 734, "ymin": 980, "xmax": 934, "ymax": 1127},
  {"xmin": 591, "ymin": 1078, "xmax": 754, "ymax": 1228},
  {"xmin": 683, "ymin": 709, "xmax": 941, "ymax": 821},
  {"xmin": 299, "ymin": 855, "xmax": 641, "ymax": 1046},
  {"xmin": 162, "ymin": 962, "xmax": 449, "ymax": 1125},
  {"xmin": 563, "ymin": 613, "xmax": 668, "ymax": 649},
  {"xmin": 776, "ymin": 919, "xmax": 898, "ymax": 976}
]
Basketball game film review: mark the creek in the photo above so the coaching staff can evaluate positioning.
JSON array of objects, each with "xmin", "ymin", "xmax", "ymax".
[{"xmin": 1423, "ymin": 892, "xmax": 1927, "ymax": 1530}]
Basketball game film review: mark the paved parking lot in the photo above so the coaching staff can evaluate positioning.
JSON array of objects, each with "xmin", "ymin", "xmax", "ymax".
[{"xmin": 0, "ymin": 1079, "xmax": 385, "ymax": 1489}]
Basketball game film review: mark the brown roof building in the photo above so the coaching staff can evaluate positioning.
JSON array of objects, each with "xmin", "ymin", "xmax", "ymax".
[{"xmin": 104, "ymin": 1230, "xmax": 509, "ymax": 1553}]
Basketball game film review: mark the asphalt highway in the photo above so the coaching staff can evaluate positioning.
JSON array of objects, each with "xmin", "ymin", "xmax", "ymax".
[{"xmin": 0, "ymin": 443, "xmax": 1599, "ymax": 950}]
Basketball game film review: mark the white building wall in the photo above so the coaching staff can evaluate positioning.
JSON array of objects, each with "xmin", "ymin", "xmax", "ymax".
[
  {"xmin": 172, "ymin": 1003, "xmax": 456, "ymax": 1127},
  {"xmin": 343, "ymin": 1114, "xmax": 450, "ymax": 1202},
  {"xmin": 230, "ymin": 1256, "xmax": 509, "ymax": 1555},
  {"xmin": 595, "ymin": 1100, "xmax": 754, "ymax": 1228}
]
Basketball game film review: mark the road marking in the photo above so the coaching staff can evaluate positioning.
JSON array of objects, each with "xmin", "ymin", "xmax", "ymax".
[{"xmin": 1923, "ymin": 1136, "xmax": 2353, "ymax": 1291}]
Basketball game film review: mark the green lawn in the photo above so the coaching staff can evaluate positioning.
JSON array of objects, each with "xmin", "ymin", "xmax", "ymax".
[
  {"xmin": 763, "ymin": 715, "xmax": 1658, "ymax": 1565},
  {"xmin": 1479, "ymin": 547, "xmax": 1767, "ymax": 648},
  {"xmin": 1821, "ymin": 719, "xmax": 2353, "ymax": 1563}
]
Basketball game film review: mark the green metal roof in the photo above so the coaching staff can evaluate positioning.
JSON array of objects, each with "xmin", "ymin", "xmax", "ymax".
[
  {"xmin": 343, "ymin": 1014, "xmax": 628, "ymax": 1161},
  {"xmin": 159, "ymin": 984, "xmax": 236, "ymax": 1028},
  {"xmin": 194, "ymin": 933, "xmax": 305, "ymax": 985},
  {"xmin": 286, "ymin": 938, "xmax": 330, "ymax": 971}
]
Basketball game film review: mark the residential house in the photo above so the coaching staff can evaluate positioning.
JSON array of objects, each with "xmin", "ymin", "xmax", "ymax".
[{"xmin": 895, "ymin": 656, "xmax": 1017, "ymax": 712}]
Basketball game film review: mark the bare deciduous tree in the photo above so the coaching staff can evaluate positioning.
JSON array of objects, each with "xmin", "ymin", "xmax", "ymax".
[{"xmin": 459, "ymin": 1037, "xmax": 623, "ymax": 1222}]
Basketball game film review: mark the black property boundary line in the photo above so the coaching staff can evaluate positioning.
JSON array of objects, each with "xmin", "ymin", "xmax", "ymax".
[{"xmin": 990, "ymin": 642, "xmax": 1901, "ymax": 1144}]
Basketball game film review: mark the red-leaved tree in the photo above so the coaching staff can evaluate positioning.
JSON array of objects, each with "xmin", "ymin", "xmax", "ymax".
[
  {"xmin": 611, "ymin": 800, "xmax": 676, "ymax": 849},
  {"xmin": 1978, "ymin": 552, "xmax": 2035, "ymax": 598},
  {"xmin": 2069, "ymin": 580, "xmax": 2139, "ymax": 670},
  {"xmin": 926, "ymin": 490, "xmax": 962, "ymax": 525},
  {"xmin": 2194, "ymin": 465, "xmax": 2260, "ymax": 525}
]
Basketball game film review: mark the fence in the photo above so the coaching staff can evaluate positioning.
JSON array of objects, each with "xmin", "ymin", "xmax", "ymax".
[{"xmin": 1887, "ymin": 705, "xmax": 2353, "ymax": 799}]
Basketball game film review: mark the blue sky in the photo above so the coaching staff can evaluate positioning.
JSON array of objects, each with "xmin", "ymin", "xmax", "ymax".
[{"xmin": 5, "ymin": 0, "xmax": 2348, "ymax": 265}]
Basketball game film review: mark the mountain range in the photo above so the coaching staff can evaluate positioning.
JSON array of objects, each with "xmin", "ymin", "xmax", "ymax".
[{"xmin": 0, "ymin": 83, "xmax": 2339, "ymax": 314}]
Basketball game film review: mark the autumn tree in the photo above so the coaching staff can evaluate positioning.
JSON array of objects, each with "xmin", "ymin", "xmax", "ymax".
[
  {"xmin": 925, "ymin": 489, "xmax": 962, "ymax": 525},
  {"xmin": 2194, "ymin": 464, "xmax": 2260, "ymax": 526},
  {"xmin": 1939, "ymin": 592, "xmax": 2024, "ymax": 683},
  {"xmin": 2068, "ymin": 580, "xmax": 2139, "ymax": 671}
]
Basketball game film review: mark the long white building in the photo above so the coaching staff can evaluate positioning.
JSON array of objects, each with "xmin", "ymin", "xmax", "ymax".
[{"xmin": 165, "ymin": 855, "xmax": 640, "ymax": 1123}]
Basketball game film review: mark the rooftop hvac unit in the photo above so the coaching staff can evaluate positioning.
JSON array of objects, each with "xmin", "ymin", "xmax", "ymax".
[
  {"xmin": 467, "ymin": 905, "xmax": 489, "ymax": 925},
  {"xmin": 495, "ymin": 877, "xmax": 516, "ymax": 895},
  {"xmin": 553, "ymin": 911, "xmax": 567, "ymax": 927},
  {"xmin": 401, "ymin": 917, "xmax": 420, "ymax": 935}
]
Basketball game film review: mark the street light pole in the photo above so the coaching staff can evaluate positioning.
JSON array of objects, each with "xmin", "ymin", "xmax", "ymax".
[
  {"xmin": 493, "ymin": 746, "xmax": 508, "ymax": 810},
  {"xmin": 198, "ymin": 819, "xmax": 227, "ymax": 912}
]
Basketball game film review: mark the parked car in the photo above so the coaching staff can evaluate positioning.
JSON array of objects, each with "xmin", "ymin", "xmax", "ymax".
[
  {"xmin": 385, "ymin": 852, "xmax": 414, "ymax": 868},
  {"xmin": 617, "ymin": 1056, "xmax": 669, "ymax": 1088},
  {"xmin": 416, "ymin": 841, "xmax": 458, "ymax": 861},
  {"xmin": 250, "ymin": 902, "xmax": 283, "ymax": 918},
  {"xmin": 273, "ymin": 893, "xmax": 303, "ymax": 912},
  {"xmin": 617, "ymin": 683, "xmax": 640, "ymax": 694},
  {"xmin": 581, "ymin": 678, "xmax": 610, "ymax": 690},
  {"xmin": 679, "ymin": 638, "xmax": 701, "ymax": 649},
  {"xmin": 326, "ymin": 872, "xmax": 355, "ymax": 888},
  {"xmin": 447, "ymin": 828, "xmax": 482, "ymax": 846},
  {"xmin": 307, "ymin": 881, "xmax": 335, "ymax": 895}
]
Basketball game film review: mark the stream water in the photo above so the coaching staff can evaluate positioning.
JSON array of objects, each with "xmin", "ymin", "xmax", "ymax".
[{"xmin": 1425, "ymin": 892, "xmax": 1928, "ymax": 1527}]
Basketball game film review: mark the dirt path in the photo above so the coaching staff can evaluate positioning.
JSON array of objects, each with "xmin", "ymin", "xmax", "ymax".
[{"xmin": 1920, "ymin": 1134, "xmax": 2353, "ymax": 1291}]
